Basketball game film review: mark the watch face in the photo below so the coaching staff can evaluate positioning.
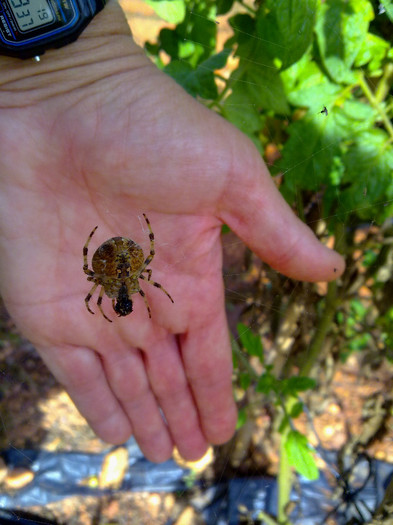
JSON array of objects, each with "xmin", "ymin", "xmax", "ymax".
[
  {"xmin": 0, "ymin": 0, "xmax": 78, "ymax": 45},
  {"xmin": 9, "ymin": 0, "xmax": 55, "ymax": 32}
]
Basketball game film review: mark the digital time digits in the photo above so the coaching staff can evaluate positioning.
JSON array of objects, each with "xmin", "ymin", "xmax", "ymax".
[{"xmin": 9, "ymin": 0, "xmax": 54, "ymax": 31}]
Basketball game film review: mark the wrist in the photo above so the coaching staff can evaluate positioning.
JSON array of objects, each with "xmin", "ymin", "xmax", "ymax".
[{"xmin": 0, "ymin": 1, "xmax": 150, "ymax": 106}]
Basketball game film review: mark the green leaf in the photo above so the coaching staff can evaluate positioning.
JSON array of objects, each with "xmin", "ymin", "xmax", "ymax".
[
  {"xmin": 354, "ymin": 33, "xmax": 390, "ymax": 74},
  {"xmin": 282, "ymin": 377, "xmax": 316, "ymax": 396},
  {"xmin": 256, "ymin": 371, "xmax": 277, "ymax": 394},
  {"xmin": 217, "ymin": 0, "xmax": 235, "ymax": 15},
  {"xmin": 228, "ymin": 13, "xmax": 256, "ymax": 44},
  {"xmin": 315, "ymin": 0, "xmax": 374, "ymax": 84},
  {"xmin": 277, "ymin": 115, "xmax": 342, "ymax": 201},
  {"xmin": 236, "ymin": 408, "xmax": 248, "ymax": 429},
  {"xmin": 340, "ymin": 130, "xmax": 393, "ymax": 220},
  {"xmin": 239, "ymin": 371, "xmax": 252, "ymax": 390},
  {"xmin": 145, "ymin": 0, "xmax": 186, "ymax": 24},
  {"xmin": 380, "ymin": 0, "xmax": 393, "ymax": 21},
  {"xmin": 229, "ymin": 41, "xmax": 289, "ymax": 114},
  {"xmin": 159, "ymin": 27, "xmax": 181, "ymax": 59},
  {"xmin": 290, "ymin": 401, "xmax": 304, "ymax": 418},
  {"xmin": 164, "ymin": 49, "xmax": 230, "ymax": 99},
  {"xmin": 285, "ymin": 430, "xmax": 319, "ymax": 480},
  {"xmin": 227, "ymin": 13, "xmax": 290, "ymax": 114},
  {"xmin": 256, "ymin": 0, "xmax": 317, "ymax": 70},
  {"xmin": 222, "ymin": 89, "xmax": 263, "ymax": 150},
  {"xmin": 237, "ymin": 322, "xmax": 264, "ymax": 362},
  {"xmin": 282, "ymin": 59, "xmax": 342, "ymax": 113}
]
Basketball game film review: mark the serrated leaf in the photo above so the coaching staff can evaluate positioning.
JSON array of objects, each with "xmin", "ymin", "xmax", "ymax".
[
  {"xmin": 145, "ymin": 0, "xmax": 186, "ymax": 24},
  {"xmin": 277, "ymin": 116, "xmax": 341, "ymax": 200},
  {"xmin": 227, "ymin": 16, "xmax": 290, "ymax": 115},
  {"xmin": 340, "ymin": 130, "xmax": 393, "ymax": 220},
  {"xmin": 164, "ymin": 49, "xmax": 229, "ymax": 99},
  {"xmin": 282, "ymin": 60, "xmax": 342, "ymax": 112},
  {"xmin": 354, "ymin": 33, "xmax": 390, "ymax": 73},
  {"xmin": 285, "ymin": 430, "xmax": 319, "ymax": 480},
  {"xmin": 256, "ymin": 0, "xmax": 317, "ymax": 70},
  {"xmin": 237, "ymin": 322, "xmax": 264, "ymax": 362},
  {"xmin": 315, "ymin": 0, "xmax": 374, "ymax": 83}
]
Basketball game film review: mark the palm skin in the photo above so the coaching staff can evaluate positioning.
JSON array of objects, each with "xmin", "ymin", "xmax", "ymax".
[{"xmin": 0, "ymin": 3, "xmax": 344, "ymax": 462}]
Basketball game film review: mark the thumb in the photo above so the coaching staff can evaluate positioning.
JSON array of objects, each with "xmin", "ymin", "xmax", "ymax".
[{"xmin": 219, "ymin": 141, "xmax": 345, "ymax": 282}]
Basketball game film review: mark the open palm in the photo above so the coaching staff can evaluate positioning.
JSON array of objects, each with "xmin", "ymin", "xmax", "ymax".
[{"xmin": 0, "ymin": 3, "xmax": 344, "ymax": 462}]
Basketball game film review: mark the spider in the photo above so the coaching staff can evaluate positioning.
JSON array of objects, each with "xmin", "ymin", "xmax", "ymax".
[{"xmin": 83, "ymin": 213, "xmax": 174, "ymax": 322}]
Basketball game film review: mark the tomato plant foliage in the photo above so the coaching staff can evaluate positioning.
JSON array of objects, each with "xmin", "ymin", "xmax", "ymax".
[{"xmin": 145, "ymin": 0, "xmax": 393, "ymax": 231}]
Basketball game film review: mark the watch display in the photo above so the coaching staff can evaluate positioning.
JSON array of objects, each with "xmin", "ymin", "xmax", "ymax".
[
  {"xmin": 0, "ymin": 0, "xmax": 105, "ymax": 57},
  {"xmin": 8, "ymin": 0, "xmax": 55, "ymax": 32}
]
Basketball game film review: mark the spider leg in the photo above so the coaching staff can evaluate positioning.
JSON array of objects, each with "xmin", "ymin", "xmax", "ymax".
[
  {"xmin": 138, "ymin": 288, "xmax": 152, "ymax": 318},
  {"xmin": 97, "ymin": 287, "xmax": 112, "ymax": 323},
  {"xmin": 83, "ymin": 226, "xmax": 98, "ymax": 276},
  {"xmin": 140, "ymin": 274, "xmax": 174, "ymax": 303},
  {"xmin": 142, "ymin": 268, "xmax": 153, "ymax": 281},
  {"xmin": 85, "ymin": 282, "xmax": 99, "ymax": 315},
  {"xmin": 140, "ymin": 213, "xmax": 155, "ymax": 270}
]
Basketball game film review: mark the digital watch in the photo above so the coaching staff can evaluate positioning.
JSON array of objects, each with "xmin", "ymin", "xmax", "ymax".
[{"xmin": 0, "ymin": 0, "xmax": 106, "ymax": 59}]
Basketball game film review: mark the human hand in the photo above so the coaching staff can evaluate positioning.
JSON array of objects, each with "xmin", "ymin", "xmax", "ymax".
[{"xmin": 0, "ymin": 2, "xmax": 344, "ymax": 462}]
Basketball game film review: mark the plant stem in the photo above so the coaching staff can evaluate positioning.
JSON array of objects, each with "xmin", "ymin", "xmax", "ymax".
[
  {"xmin": 298, "ymin": 222, "xmax": 345, "ymax": 377},
  {"xmin": 277, "ymin": 422, "xmax": 293, "ymax": 524},
  {"xmin": 299, "ymin": 279, "xmax": 338, "ymax": 377},
  {"xmin": 357, "ymin": 71, "xmax": 393, "ymax": 141},
  {"xmin": 257, "ymin": 510, "xmax": 280, "ymax": 525},
  {"xmin": 375, "ymin": 63, "xmax": 393, "ymax": 105}
]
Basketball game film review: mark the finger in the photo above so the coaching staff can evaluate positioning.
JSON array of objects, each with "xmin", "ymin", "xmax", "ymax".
[
  {"xmin": 219, "ymin": 145, "xmax": 345, "ymax": 282},
  {"xmin": 38, "ymin": 344, "xmax": 133, "ymax": 445},
  {"xmin": 102, "ymin": 345, "xmax": 174, "ymax": 463},
  {"xmin": 181, "ymin": 306, "xmax": 238, "ymax": 445},
  {"xmin": 144, "ymin": 334, "xmax": 209, "ymax": 461}
]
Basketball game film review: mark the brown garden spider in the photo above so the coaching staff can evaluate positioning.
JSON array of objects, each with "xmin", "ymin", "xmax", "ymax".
[{"xmin": 83, "ymin": 214, "xmax": 174, "ymax": 322}]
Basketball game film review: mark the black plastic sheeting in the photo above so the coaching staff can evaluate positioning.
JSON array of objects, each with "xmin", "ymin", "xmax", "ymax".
[{"xmin": 0, "ymin": 438, "xmax": 392, "ymax": 524}]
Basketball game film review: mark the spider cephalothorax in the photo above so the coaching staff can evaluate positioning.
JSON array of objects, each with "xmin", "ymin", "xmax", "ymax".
[{"xmin": 83, "ymin": 214, "xmax": 174, "ymax": 322}]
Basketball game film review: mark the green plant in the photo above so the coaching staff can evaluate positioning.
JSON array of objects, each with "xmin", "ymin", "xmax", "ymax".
[{"xmin": 142, "ymin": 0, "xmax": 393, "ymax": 522}]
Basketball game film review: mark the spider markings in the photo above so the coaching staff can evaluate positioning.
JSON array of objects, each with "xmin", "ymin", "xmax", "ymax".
[{"xmin": 83, "ymin": 214, "xmax": 174, "ymax": 323}]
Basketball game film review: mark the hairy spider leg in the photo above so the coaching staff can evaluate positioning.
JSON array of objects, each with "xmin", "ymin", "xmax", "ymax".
[
  {"xmin": 85, "ymin": 282, "xmax": 99, "ymax": 315},
  {"xmin": 97, "ymin": 286, "xmax": 112, "ymax": 323},
  {"xmin": 138, "ymin": 288, "xmax": 152, "ymax": 318},
  {"xmin": 83, "ymin": 226, "xmax": 98, "ymax": 275},
  {"xmin": 85, "ymin": 281, "xmax": 112, "ymax": 323},
  {"xmin": 139, "ymin": 274, "xmax": 174, "ymax": 303},
  {"xmin": 140, "ymin": 213, "xmax": 155, "ymax": 271},
  {"xmin": 143, "ymin": 269, "xmax": 153, "ymax": 281}
]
